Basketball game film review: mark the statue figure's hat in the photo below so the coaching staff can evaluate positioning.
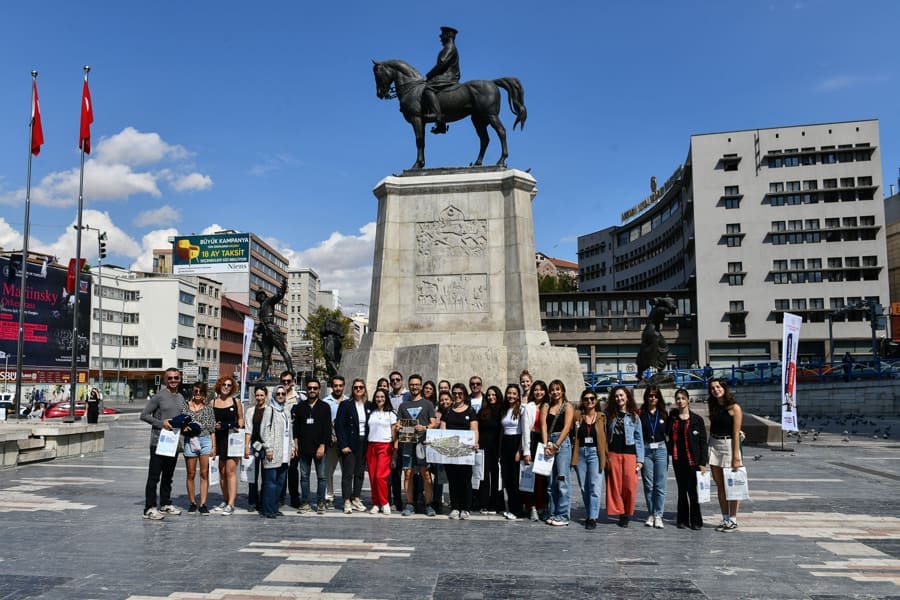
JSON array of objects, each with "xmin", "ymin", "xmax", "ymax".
[{"xmin": 440, "ymin": 26, "xmax": 458, "ymax": 37}]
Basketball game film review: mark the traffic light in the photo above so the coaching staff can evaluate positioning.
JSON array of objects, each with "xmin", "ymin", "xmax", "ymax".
[{"xmin": 98, "ymin": 232, "xmax": 107, "ymax": 259}]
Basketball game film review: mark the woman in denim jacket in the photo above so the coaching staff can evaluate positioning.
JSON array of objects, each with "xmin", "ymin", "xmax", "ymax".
[{"xmin": 605, "ymin": 386, "xmax": 644, "ymax": 527}]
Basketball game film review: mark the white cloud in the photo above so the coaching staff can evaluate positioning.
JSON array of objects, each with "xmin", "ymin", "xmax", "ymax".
[
  {"xmin": 0, "ymin": 127, "xmax": 212, "ymax": 208},
  {"xmin": 248, "ymin": 153, "xmax": 303, "ymax": 177},
  {"xmin": 817, "ymin": 75, "xmax": 854, "ymax": 92},
  {"xmin": 0, "ymin": 218, "xmax": 23, "ymax": 250},
  {"xmin": 94, "ymin": 127, "xmax": 188, "ymax": 166},
  {"xmin": 170, "ymin": 172, "xmax": 213, "ymax": 191},
  {"xmin": 270, "ymin": 222, "xmax": 376, "ymax": 309},
  {"xmin": 130, "ymin": 228, "xmax": 179, "ymax": 272},
  {"xmin": 134, "ymin": 205, "xmax": 181, "ymax": 227},
  {"xmin": 31, "ymin": 210, "xmax": 143, "ymax": 262}
]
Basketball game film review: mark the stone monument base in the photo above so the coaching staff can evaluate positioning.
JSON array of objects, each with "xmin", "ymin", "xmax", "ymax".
[{"xmin": 342, "ymin": 167, "xmax": 583, "ymax": 395}]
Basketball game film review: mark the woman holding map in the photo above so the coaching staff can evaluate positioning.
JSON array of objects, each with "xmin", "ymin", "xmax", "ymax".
[{"xmin": 441, "ymin": 383, "xmax": 480, "ymax": 520}]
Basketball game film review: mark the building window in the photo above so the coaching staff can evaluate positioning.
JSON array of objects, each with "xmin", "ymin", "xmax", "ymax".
[
  {"xmin": 179, "ymin": 291, "xmax": 195, "ymax": 305},
  {"xmin": 178, "ymin": 313, "xmax": 195, "ymax": 327},
  {"xmin": 775, "ymin": 299, "xmax": 790, "ymax": 311},
  {"xmin": 727, "ymin": 262, "xmax": 744, "ymax": 286},
  {"xmin": 725, "ymin": 223, "xmax": 742, "ymax": 247},
  {"xmin": 728, "ymin": 301, "xmax": 746, "ymax": 336},
  {"xmin": 767, "ymin": 152, "xmax": 783, "ymax": 168}
]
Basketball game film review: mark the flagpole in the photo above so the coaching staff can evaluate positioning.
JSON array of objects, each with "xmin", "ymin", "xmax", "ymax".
[
  {"xmin": 68, "ymin": 65, "xmax": 90, "ymax": 422},
  {"xmin": 14, "ymin": 70, "xmax": 39, "ymax": 421}
]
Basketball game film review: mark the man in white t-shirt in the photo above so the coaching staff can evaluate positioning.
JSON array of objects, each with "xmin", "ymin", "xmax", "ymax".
[{"xmin": 468, "ymin": 375, "xmax": 484, "ymax": 413}]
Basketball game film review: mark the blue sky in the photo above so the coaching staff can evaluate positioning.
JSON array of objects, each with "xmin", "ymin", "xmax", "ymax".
[{"xmin": 1, "ymin": 1, "xmax": 898, "ymax": 309}]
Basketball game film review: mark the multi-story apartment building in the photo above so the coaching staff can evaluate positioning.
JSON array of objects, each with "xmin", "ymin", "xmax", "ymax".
[
  {"xmin": 578, "ymin": 120, "xmax": 887, "ymax": 367},
  {"xmin": 286, "ymin": 267, "xmax": 320, "ymax": 350},
  {"xmin": 88, "ymin": 267, "xmax": 199, "ymax": 399},
  {"xmin": 153, "ymin": 232, "xmax": 291, "ymax": 379}
]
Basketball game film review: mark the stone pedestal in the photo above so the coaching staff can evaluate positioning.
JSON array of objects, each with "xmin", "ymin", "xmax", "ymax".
[{"xmin": 342, "ymin": 167, "xmax": 583, "ymax": 394}]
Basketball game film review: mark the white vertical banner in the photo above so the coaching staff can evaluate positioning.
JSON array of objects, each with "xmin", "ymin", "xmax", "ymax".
[
  {"xmin": 240, "ymin": 316, "xmax": 254, "ymax": 402},
  {"xmin": 780, "ymin": 312, "xmax": 802, "ymax": 432}
]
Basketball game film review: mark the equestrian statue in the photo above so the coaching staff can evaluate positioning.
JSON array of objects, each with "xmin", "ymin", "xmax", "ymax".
[{"xmin": 373, "ymin": 26, "xmax": 527, "ymax": 170}]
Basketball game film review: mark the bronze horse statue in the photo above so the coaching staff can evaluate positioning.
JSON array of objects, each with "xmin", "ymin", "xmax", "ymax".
[{"xmin": 373, "ymin": 60, "xmax": 526, "ymax": 169}]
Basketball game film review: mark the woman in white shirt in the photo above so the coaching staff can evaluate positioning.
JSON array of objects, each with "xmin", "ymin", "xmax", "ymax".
[
  {"xmin": 365, "ymin": 388, "xmax": 397, "ymax": 514},
  {"xmin": 499, "ymin": 384, "xmax": 524, "ymax": 519}
]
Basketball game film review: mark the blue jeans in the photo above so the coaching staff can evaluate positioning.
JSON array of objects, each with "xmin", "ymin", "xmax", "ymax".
[
  {"xmin": 546, "ymin": 433, "xmax": 572, "ymax": 522},
  {"xmin": 575, "ymin": 446, "xmax": 602, "ymax": 520},
  {"xmin": 299, "ymin": 454, "xmax": 327, "ymax": 506},
  {"xmin": 262, "ymin": 464, "xmax": 287, "ymax": 516},
  {"xmin": 642, "ymin": 444, "xmax": 668, "ymax": 517}
]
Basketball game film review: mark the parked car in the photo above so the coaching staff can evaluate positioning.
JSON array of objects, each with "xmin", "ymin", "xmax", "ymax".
[
  {"xmin": 43, "ymin": 402, "xmax": 120, "ymax": 419},
  {"xmin": 0, "ymin": 393, "xmax": 30, "ymax": 418}
]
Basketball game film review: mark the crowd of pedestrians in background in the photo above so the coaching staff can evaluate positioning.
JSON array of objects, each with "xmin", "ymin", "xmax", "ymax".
[{"xmin": 139, "ymin": 366, "xmax": 744, "ymax": 532}]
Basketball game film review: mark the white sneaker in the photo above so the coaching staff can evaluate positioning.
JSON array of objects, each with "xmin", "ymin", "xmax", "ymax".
[
  {"xmin": 448, "ymin": 509, "xmax": 460, "ymax": 519},
  {"xmin": 159, "ymin": 504, "xmax": 182, "ymax": 515},
  {"xmin": 504, "ymin": 511, "xmax": 516, "ymax": 520},
  {"xmin": 211, "ymin": 502, "xmax": 226, "ymax": 513},
  {"xmin": 222, "ymin": 505, "xmax": 234, "ymax": 516},
  {"xmin": 529, "ymin": 508, "xmax": 539, "ymax": 522},
  {"xmin": 352, "ymin": 499, "xmax": 367, "ymax": 512},
  {"xmin": 369, "ymin": 506, "xmax": 380, "ymax": 514},
  {"xmin": 645, "ymin": 515, "xmax": 655, "ymax": 527},
  {"xmin": 142, "ymin": 508, "xmax": 164, "ymax": 520},
  {"xmin": 653, "ymin": 516, "xmax": 664, "ymax": 529},
  {"xmin": 460, "ymin": 510, "xmax": 470, "ymax": 520},
  {"xmin": 344, "ymin": 506, "xmax": 353, "ymax": 514},
  {"xmin": 381, "ymin": 504, "xmax": 391, "ymax": 515}
]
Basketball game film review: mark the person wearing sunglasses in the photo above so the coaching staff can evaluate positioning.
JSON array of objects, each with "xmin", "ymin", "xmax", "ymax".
[
  {"xmin": 140, "ymin": 367, "xmax": 186, "ymax": 520},
  {"xmin": 572, "ymin": 389, "xmax": 607, "ymax": 530},
  {"xmin": 279, "ymin": 371, "xmax": 304, "ymax": 508},
  {"xmin": 181, "ymin": 382, "xmax": 216, "ymax": 514},
  {"xmin": 292, "ymin": 380, "xmax": 332, "ymax": 514},
  {"xmin": 259, "ymin": 385, "xmax": 294, "ymax": 518},
  {"xmin": 335, "ymin": 378, "xmax": 372, "ymax": 513},
  {"xmin": 211, "ymin": 375, "xmax": 244, "ymax": 515}
]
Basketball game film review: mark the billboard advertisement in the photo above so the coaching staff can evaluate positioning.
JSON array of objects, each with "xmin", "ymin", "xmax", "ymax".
[
  {"xmin": 0, "ymin": 256, "xmax": 91, "ymax": 369},
  {"xmin": 172, "ymin": 233, "xmax": 250, "ymax": 275}
]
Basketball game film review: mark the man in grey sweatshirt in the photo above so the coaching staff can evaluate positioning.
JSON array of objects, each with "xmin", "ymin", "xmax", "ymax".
[{"xmin": 140, "ymin": 367, "xmax": 186, "ymax": 520}]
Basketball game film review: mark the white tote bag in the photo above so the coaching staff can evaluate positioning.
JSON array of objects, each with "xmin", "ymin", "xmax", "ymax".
[
  {"xmin": 696, "ymin": 470, "xmax": 711, "ymax": 503},
  {"xmin": 518, "ymin": 461, "xmax": 535, "ymax": 493},
  {"xmin": 240, "ymin": 456, "xmax": 256, "ymax": 483},
  {"xmin": 724, "ymin": 466, "xmax": 750, "ymax": 501},
  {"xmin": 470, "ymin": 450, "xmax": 485, "ymax": 487},
  {"xmin": 155, "ymin": 429, "xmax": 180, "ymax": 457},
  {"xmin": 532, "ymin": 443, "xmax": 555, "ymax": 477},
  {"xmin": 227, "ymin": 428, "xmax": 245, "ymax": 457},
  {"xmin": 209, "ymin": 456, "xmax": 221, "ymax": 487}
]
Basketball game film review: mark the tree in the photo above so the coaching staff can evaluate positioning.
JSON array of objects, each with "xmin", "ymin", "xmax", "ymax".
[
  {"xmin": 305, "ymin": 306, "xmax": 356, "ymax": 381},
  {"xmin": 538, "ymin": 273, "xmax": 577, "ymax": 293}
]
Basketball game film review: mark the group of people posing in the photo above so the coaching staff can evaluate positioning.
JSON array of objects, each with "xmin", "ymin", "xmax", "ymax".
[{"xmin": 139, "ymin": 367, "xmax": 745, "ymax": 532}]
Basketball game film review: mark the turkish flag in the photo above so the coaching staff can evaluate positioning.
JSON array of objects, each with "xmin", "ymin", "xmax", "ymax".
[
  {"xmin": 31, "ymin": 80, "xmax": 44, "ymax": 155},
  {"xmin": 79, "ymin": 78, "xmax": 93, "ymax": 154}
]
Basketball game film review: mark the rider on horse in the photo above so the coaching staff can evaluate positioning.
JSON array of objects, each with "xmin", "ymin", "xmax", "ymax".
[{"xmin": 424, "ymin": 26, "xmax": 460, "ymax": 135}]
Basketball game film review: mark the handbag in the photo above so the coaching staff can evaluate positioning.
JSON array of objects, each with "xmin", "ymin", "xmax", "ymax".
[
  {"xmin": 227, "ymin": 428, "xmax": 245, "ymax": 457},
  {"xmin": 532, "ymin": 400, "xmax": 567, "ymax": 477},
  {"xmin": 724, "ymin": 466, "xmax": 750, "ymax": 501},
  {"xmin": 696, "ymin": 470, "xmax": 711, "ymax": 503},
  {"xmin": 209, "ymin": 456, "xmax": 221, "ymax": 487},
  {"xmin": 470, "ymin": 450, "xmax": 485, "ymax": 487},
  {"xmin": 156, "ymin": 429, "xmax": 180, "ymax": 457},
  {"xmin": 239, "ymin": 456, "xmax": 256, "ymax": 483},
  {"xmin": 518, "ymin": 461, "xmax": 535, "ymax": 492},
  {"xmin": 532, "ymin": 442, "xmax": 555, "ymax": 476}
]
